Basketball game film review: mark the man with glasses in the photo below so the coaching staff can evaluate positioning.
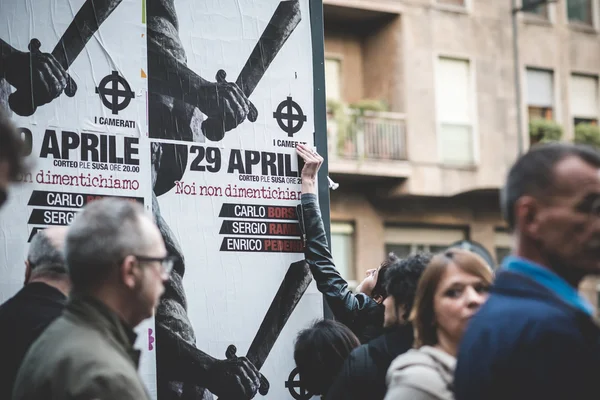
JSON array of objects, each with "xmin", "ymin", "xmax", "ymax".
[
  {"xmin": 0, "ymin": 107, "xmax": 27, "ymax": 210},
  {"xmin": 12, "ymin": 198, "xmax": 190, "ymax": 399},
  {"xmin": 454, "ymin": 143, "xmax": 600, "ymax": 400}
]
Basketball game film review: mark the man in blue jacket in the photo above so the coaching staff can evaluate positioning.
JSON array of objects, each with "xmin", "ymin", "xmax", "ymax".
[{"xmin": 454, "ymin": 143, "xmax": 600, "ymax": 400}]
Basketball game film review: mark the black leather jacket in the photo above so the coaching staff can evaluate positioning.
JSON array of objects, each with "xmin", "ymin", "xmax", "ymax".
[
  {"xmin": 325, "ymin": 325, "xmax": 414, "ymax": 400},
  {"xmin": 297, "ymin": 194, "xmax": 384, "ymax": 343}
]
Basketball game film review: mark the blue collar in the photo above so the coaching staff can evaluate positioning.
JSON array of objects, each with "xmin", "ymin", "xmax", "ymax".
[{"xmin": 502, "ymin": 256, "xmax": 594, "ymax": 316}]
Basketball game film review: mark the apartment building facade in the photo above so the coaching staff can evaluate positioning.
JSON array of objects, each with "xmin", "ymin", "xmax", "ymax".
[{"xmin": 323, "ymin": 0, "xmax": 600, "ymax": 307}]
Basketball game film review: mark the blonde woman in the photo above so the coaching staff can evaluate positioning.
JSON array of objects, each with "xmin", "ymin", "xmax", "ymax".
[{"xmin": 384, "ymin": 249, "xmax": 493, "ymax": 400}]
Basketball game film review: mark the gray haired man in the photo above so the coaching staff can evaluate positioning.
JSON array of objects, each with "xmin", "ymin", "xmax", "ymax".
[
  {"xmin": 0, "ymin": 226, "xmax": 70, "ymax": 400},
  {"xmin": 13, "ymin": 198, "xmax": 169, "ymax": 400}
]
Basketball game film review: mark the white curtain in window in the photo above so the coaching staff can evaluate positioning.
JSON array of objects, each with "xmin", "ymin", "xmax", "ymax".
[
  {"xmin": 440, "ymin": 124, "xmax": 474, "ymax": 165},
  {"xmin": 571, "ymin": 74, "xmax": 598, "ymax": 118},
  {"xmin": 436, "ymin": 57, "xmax": 471, "ymax": 124},
  {"xmin": 526, "ymin": 68, "xmax": 554, "ymax": 107},
  {"xmin": 331, "ymin": 222, "xmax": 354, "ymax": 281},
  {"xmin": 325, "ymin": 58, "xmax": 341, "ymax": 101},
  {"xmin": 436, "ymin": 57, "xmax": 474, "ymax": 164}
]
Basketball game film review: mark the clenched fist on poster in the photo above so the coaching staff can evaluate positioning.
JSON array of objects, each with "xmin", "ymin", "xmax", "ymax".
[
  {"xmin": 0, "ymin": 39, "xmax": 74, "ymax": 109},
  {"xmin": 199, "ymin": 73, "xmax": 253, "ymax": 133},
  {"xmin": 207, "ymin": 356, "xmax": 261, "ymax": 399}
]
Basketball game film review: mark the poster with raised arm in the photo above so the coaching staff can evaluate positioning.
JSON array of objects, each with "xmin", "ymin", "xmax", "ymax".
[{"xmin": 147, "ymin": 1, "xmax": 323, "ymax": 399}]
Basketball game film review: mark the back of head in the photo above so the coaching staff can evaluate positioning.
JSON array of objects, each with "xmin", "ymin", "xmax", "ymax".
[
  {"xmin": 385, "ymin": 253, "xmax": 432, "ymax": 321},
  {"xmin": 411, "ymin": 248, "xmax": 493, "ymax": 348},
  {"xmin": 371, "ymin": 252, "xmax": 400, "ymax": 299},
  {"xmin": 500, "ymin": 142, "xmax": 600, "ymax": 230},
  {"xmin": 66, "ymin": 198, "xmax": 149, "ymax": 293},
  {"xmin": 0, "ymin": 107, "xmax": 27, "ymax": 182},
  {"xmin": 293, "ymin": 319, "xmax": 360, "ymax": 395},
  {"xmin": 27, "ymin": 227, "xmax": 68, "ymax": 279}
]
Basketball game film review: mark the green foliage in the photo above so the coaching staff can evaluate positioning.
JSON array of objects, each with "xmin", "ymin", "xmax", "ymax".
[
  {"xmin": 349, "ymin": 99, "xmax": 388, "ymax": 114},
  {"xmin": 327, "ymin": 98, "xmax": 344, "ymax": 115},
  {"xmin": 529, "ymin": 118, "xmax": 563, "ymax": 144},
  {"xmin": 327, "ymin": 99, "xmax": 351, "ymax": 151},
  {"xmin": 328, "ymin": 99, "xmax": 388, "ymax": 155},
  {"xmin": 574, "ymin": 123, "xmax": 600, "ymax": 148}
]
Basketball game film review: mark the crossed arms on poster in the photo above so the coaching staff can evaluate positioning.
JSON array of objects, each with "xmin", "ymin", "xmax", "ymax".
[{"xmin": 0, "ymin": 0, "xmax": 302, "ymax": 143}]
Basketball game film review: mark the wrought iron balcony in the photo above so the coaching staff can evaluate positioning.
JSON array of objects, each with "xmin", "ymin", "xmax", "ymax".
[{"xmin": 327, "ymin": 109, "xmax": 408, "ymax": 161}]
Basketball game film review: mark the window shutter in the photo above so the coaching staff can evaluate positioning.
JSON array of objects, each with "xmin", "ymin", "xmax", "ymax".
[
  {"xmin": 437, "ymin": 57, "xmax": 471, "ymax": 124},
  {"xmin": 571, "ymin": 74, "xmax": 598, "ymax": 119},
  {"xmin": 526, "ymin": 69, "xmax": 554, "ymax": 107},
  {"xmin": 436, "ymin": 57, "xmax": 473, "ymax": 164}
]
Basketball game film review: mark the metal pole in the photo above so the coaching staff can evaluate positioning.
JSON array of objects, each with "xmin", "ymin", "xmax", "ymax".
[{"xmin": 512, "ymin": 0, "xmax": 524, "ymax": 156}]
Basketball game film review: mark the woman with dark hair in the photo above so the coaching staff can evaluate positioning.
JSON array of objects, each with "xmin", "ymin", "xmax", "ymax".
[
  {"xmin": 294, "ymin": 319, "xmax": 361, "ymax": 397},
  {"xmin": 384, "ymin": 249, "xmax": 493, "ymax": 400},
  {"xmin": 296, "ymin": 144, "xmax": 393, "ymax": 343}
]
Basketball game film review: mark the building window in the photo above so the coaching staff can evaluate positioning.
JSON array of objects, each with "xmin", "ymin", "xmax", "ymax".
[
  {"xmin": 325, "ymin": 58, "xmax": 342, "ymax": 101},
  {"xmin": 567, "ymin": 0, "xmax": 593, "ymax": 25},
  {"xmin": 495, "ymin": 247, "xmax": 511, "ymax": 266},
  {"xmin": 526, "ymin": 68, "xmax": 554, "ymax": 121},
  {"xmin": 384, "ymin": 226, "xmax": 466, "ymax": 258},
  {"xmin": 331, "ymin": 222, "xmax": 355, "ymax": 283},
  {"xmin": 437, "ymin": 0, "xmax": 465, "ymax": 6},
  {"xmin": 436, "ymin": 57, "xmax": 474, "ymax": 165},
  {"xmin": 571, "ymin": 74, "xmax": 599, "ymax": 127},
  {"xmin": 523, "ymin": 0, "xmax": 549, "ymax": 18},
  {"xmin": 494, "ymin": 229, "xmax": 512, "ymax": 267}
]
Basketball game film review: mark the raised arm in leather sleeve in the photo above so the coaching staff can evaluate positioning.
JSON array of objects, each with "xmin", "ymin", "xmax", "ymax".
[{"xmin": 298, "ymin": 194, "xmax": 377, "ymax": 329}]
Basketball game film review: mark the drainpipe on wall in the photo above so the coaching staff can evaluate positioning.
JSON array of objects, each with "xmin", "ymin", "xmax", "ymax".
[{"xmin": 511, "ymin": 0, "xmax": 557, "ymax": 156}]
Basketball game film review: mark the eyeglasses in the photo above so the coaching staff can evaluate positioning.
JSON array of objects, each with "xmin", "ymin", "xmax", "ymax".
[{"xmin": 134, "ymin": 255, "xmax": 176, "ymax": 277}]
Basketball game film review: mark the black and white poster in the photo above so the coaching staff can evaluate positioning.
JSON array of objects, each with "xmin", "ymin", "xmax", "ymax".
[
  {"xmin": 147, "ymin": 0, "xmax": 322, "ymax": 399},
  {"xmin": 0, "ymin": 0, "xmax": 324, "ymax": 399},
  {"xmin": 0, "ymin": 0, "xmax": 157, "ymax": 393}
]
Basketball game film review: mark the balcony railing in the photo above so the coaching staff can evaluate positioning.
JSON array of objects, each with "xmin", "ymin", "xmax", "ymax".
[{"xmin": 327, "ymin": 109, "xmax": 408, "ymax": 161}]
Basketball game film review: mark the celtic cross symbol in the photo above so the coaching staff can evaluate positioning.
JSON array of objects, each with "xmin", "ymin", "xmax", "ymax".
[
  {"xmin": 284, "ymin": 367, "xmax": 313, "ymax": 400},
  {"xmin": 95, "ymin": 71, "xmax": 135, "ymax": 115},
  {"xmin": 273, "ymin": 97, "xmax": 307, "ymax": 137}
]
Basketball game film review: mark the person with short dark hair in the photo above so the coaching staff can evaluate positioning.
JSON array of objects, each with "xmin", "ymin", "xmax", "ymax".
[
  {"xmin": 0, "ymin": 106, "xmax": 26, "ymax": 208},
  {"xmin": 296, "ymin": 144, "xmax": 392, "ymax": 343},
  {"xmin": 383, "ymin": 253, "xmax": 433, "ymax": 328},
  {"xmin": 454, "ymin": 143, "xmax": 600, "ymax": 400},
  {"xmin": 293, "ymin": 319, "xmax": 360, "ymax": 397},
  {"xmin": 0, "ymin": 227, "xmax": 70, "ymax": 400},
  {"xmin": 325, "ymin": 253, "xmax": 431, "ymax": 400},
  {"xmin": 12, "ymin": 199, "xmax": 190, "ymax": 400},
  {"xmin": 385, "ymin": 249, "xmax": 492, "ymax": 400}
]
